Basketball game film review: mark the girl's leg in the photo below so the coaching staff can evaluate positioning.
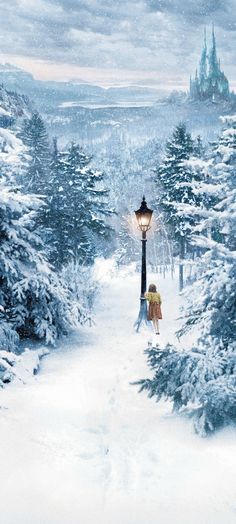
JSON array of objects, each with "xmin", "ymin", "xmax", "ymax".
[
  {"xmin": 152, "ymin": 319, "xmax": 158, "ymax": 333},
  {"xmin": 153, "ymin": 319, "xmax": 160, "ymax": 334}
]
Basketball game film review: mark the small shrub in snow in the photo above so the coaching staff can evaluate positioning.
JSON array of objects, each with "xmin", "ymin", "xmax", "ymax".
[
  {"xmin": 0, "ymin": 318, "xmax": 19, "ymax": 352},
  {"xmin": 0, "ymin": 347, "xmax": 50, "ymax": 387},
  {"xmin": 137, "ymin": 343, "xmax": 236, "ymax": 436},
  {"xmin": 61, "ymin": 261, "xmax": 99, "ymax": 326}
]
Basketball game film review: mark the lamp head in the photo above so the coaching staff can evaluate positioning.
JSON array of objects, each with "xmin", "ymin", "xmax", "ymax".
[{"xmin": 135, "ymin": 196, "xmax": 153, "ymax": 232}]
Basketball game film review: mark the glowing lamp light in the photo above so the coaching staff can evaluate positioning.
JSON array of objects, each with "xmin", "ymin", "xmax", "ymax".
[{"xmin": 135, "ymin": 196, "xmax": 153, "ymax": 232}]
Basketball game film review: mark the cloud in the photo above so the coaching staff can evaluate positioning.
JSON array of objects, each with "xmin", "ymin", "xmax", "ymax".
[
  {"xmin": 0, "ymin": 0, "xmax": 235, "ymax": 86},
  {"xmin": 147, "ymin": 0, "xmax": 235, "ymax": 28}
]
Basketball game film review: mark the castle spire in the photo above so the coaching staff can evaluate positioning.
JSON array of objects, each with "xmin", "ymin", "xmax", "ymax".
[
  {"xmin": 199, "ymin": 27, "xmax": 207, "ymax": 85},
  {"xmin": 209, "ymin": 22, "xmax": 218, "ymax": 76},
  {"xmin": 212, "ymin": 23, "xmax": 215, "ymax": 45}
]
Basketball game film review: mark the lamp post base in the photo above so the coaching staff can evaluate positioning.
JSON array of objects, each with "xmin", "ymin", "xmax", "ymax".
[{"xmin": 134, "ymin": 297, "xmax": 149, "ymax": 332}]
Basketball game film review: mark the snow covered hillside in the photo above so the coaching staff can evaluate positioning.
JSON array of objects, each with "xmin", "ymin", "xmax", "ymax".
[
  {"xmin": 1, "ymin": 268, "xmax": 235, "ymax": 524},
  {"xmin": 0, "ymin": 84, "xmax": 30, "ymax": 121},
  {"xmin": 0, "ymin": 84, "xmax": 30, "ymax": 169}
]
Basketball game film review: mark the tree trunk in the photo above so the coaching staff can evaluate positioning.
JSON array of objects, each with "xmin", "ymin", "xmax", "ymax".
[{"xmin": 179, "ymin": 236, "xmax": 185, "ymax": 292}]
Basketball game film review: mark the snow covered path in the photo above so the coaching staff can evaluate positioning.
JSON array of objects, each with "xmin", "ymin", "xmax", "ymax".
[{"xmin": 1, "ymin": 270, "xmax": 236, "ymax": 524}]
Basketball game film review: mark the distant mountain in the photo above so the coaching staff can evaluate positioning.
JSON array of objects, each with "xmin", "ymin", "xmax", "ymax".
[
  {"xmin": 1, "ymin": 63, "xmax": 235, "ymax": 158},
  {"xmin": 0, "ymin": 63, "xmax": 162, "ymax": 112},
  {"xmin": 107, "ymin": 85, "xmax": 163, "ymax": 99},
  {"xmin": 0, "ymin": 62, "xmax": 34, "ymax": 83}
]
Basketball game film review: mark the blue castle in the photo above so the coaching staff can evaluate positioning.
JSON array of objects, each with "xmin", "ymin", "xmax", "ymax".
[{"xmin": 189, "ymin": 26, "xmax": 230, "ymax": 102}]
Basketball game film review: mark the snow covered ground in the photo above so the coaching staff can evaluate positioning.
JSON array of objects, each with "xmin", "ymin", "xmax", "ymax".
[{"xmin": 0, "ymin": 267, "xmax": 236, "ymax": 524}]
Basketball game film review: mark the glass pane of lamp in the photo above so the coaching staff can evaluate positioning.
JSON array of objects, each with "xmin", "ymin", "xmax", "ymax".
[{"xmin": 135, "ymin": 197, "xmax": 153, "ymax": 232}]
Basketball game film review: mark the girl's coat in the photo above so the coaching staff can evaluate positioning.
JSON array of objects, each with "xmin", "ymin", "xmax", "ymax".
[{"xmin": 144, "ymin": 291, "xmax": 162, "ymax": 320}]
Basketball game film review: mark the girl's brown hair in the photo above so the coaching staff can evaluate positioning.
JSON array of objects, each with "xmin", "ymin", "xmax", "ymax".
[{"xmin": 148, "ymin": 283, "xmax": 157, "ymax": 292}]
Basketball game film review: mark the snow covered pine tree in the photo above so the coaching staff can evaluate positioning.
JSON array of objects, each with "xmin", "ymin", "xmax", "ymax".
[
  {"xmin": 0, "ymin": 176, "xmax": 87, "ymax": 354},
  {"xmin": 48, "ymin": 141, "xmax": 114, "ymax": 267},
  {"xmin": 137, "ymin": 115, "xmax": 236, "ymax": 436},
  {"xmin": 19, "ymin": 112, "xmax": 53, "ymax": 242},
  {"xmin": 0, "ymin": 83, "xmax": 100, "ymax": 387},
  {"xmin": 156, "ymin": 123, "xmax": 203, "ymax": 290},
  {"xmin": 20, "ymin": 112, "xmax": 50, "ymax": 194}
]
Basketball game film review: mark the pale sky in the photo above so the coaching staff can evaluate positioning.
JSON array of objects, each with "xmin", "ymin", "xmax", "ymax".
[{"xmin": 0, "ymin": 0, "xmax": 235, "ymax": 89}]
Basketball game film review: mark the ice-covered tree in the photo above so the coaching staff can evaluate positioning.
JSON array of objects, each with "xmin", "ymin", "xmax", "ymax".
[
  {"xmin": 137, "ymin": 115, "xmax": 236, "ymax": 436},
  {"xmin": 115, "ymin": 215, "xmax": 140, "ymax": 266},
  {"xmin": 61, "ymin": 261, "xmax": 99, "ymax": 327}
]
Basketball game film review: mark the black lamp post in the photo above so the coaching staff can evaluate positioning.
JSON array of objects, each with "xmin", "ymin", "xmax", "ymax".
[{"xmin": 134, "ymin": 196, "xmax": 153, "ymax": 332}]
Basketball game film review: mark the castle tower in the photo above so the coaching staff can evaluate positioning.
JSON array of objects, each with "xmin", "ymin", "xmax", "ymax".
[
  {"xmin": 208, "ymin": 24, "xmax": 219, "ymax": 78},
  {"xmin": 189, "ymin": 25, "xmax": 230, "ymax": 102},
  {"xmin": 199, "ymin": 27, "xmax": 208, "ymax": 84}
]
